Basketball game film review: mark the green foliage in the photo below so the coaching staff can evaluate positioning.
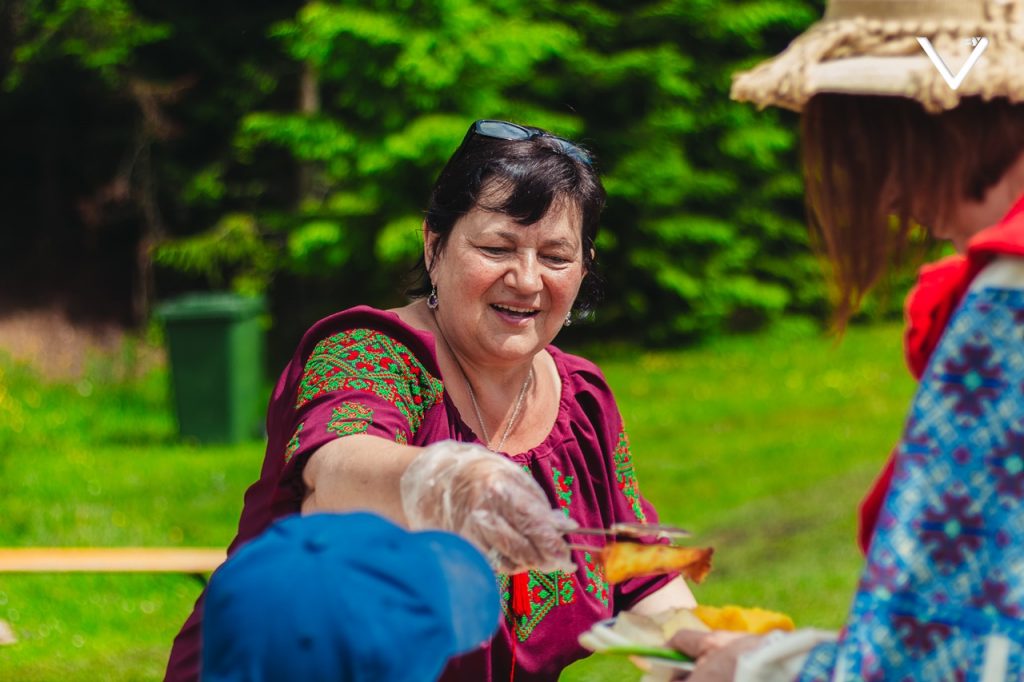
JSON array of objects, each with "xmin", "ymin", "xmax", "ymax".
[
  {"xmin": 152, "ymin": 214, "xmax": 276, "ymax": 296},
  {"xmin": 4, "ymin": 0, "xmax": 855, "ymax": 342},
  {"xmin": 569, "ymin": 0, "xmax": 827, "ymax": 340},
  {"xmin": 232, "ymin": 0, "xmax": 829, "ymax": 340},
  {"xmin": 5, "ymin": 0, "xmax": 170, "ymax": 89},
  {"xmin": 231, "ymin": 1, "xmax": 594, "ymax": 301},
  {"xmin": 287, "ymin": 220, "xmax": 351, "ymax": 273}
]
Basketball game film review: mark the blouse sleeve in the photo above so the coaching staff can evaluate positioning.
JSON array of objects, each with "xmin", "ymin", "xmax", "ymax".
[
  {"xmin": 278, "ymin": 326, "xmax": 445, "ymax": 484},
  {"xmin": 795, "ymin": 257, "xmax": 1024, "ymax": 681}
]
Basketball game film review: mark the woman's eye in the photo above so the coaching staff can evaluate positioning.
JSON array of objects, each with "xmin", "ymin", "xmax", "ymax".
[
  {"xmin": 543, "ymin": 254, "xmax": 571, "ymax": 264},
  {"xmin": 481, "ymin": 246, "xmax": 511, "ymax": 255}
]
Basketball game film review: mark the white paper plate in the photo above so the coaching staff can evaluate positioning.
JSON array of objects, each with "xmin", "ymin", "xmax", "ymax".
[{"xmin": 580, "ymin": 618, "xmax": 695, "ymax": 673}]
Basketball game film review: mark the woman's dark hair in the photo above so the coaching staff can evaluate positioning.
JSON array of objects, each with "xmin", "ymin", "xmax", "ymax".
[
  {"xmin": 407, "ymin": 123, "xmax": 606, "ymax": 318},
  {"xmin": 802, "ymin": 95, "xmax": 1024, "ymax": 329}
]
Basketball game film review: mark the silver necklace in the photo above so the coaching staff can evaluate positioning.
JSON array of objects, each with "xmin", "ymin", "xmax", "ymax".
[
  {"xmin": 467, "ymin": 365, "xmax": 533, "ymax": 452},
  {"xmin": 433, "ymin": 314, "xmax": 534, "ymax": 452}
]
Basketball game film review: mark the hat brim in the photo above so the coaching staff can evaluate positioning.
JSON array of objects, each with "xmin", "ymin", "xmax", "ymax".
[
  {"xmin": 731, "ymin": 17, "xmax": 1024, "ymax": 112},
  {"xmin": 414, "ymin": 530, "xmax": 501, "ymax": 655},
  {"xmin": 807, "ymin": 55, "xmax": 936, "ymax": 95}
]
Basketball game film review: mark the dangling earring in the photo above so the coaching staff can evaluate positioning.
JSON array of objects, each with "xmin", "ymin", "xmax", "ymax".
[
  {"xmin": 427, "ymin": 284, "xmax": 439, "ymax": 310},
  {"xmin": 564, "ymin": 313, "xmax": 572, "ymax": 327}
]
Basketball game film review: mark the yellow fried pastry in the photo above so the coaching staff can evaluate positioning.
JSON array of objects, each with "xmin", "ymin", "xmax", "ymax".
[
  {"xmin": 600, "ymin": 542, "xmax": 713, "ymax": 584},
  {"xmin": 692, "ymin": 605, "xmax": 795, "ymax": 634}
]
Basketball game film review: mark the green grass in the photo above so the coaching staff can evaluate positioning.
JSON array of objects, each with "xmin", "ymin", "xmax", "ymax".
[
  {"xmin": 0, "ymin": 321, "xmax": 916, "ymax": 681},
  {"xmin": 0, "ymin": 359, "xmax": 262, "ymax": 681}
]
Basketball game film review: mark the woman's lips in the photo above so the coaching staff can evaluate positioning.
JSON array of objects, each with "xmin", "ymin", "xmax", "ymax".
[{"xmin": 490, "ymin": 303, "xmax": 540, "ymax": 324}]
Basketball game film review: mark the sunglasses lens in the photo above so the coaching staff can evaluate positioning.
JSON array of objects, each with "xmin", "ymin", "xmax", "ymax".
[
  {"xmin": 475, "ymin": 120, "xmax": 531, "ymax": 140},
  {"xmin": 469, "ymin": 120, "xmax": 592, "ymax": 165},
  {"xmin": 553, "ymin": 139, "xmax": 592, "ymax": 165}
]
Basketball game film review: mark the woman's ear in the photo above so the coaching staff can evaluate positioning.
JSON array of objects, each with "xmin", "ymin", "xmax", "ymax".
[{"xmin": 423, "ymin": 220, "xmax": 437, "ymax": 274}]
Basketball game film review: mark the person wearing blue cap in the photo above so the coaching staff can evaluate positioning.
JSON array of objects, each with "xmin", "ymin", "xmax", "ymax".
[{"xmin": 201, "ymin": 511, "xmax": 500, "ymax": 682}]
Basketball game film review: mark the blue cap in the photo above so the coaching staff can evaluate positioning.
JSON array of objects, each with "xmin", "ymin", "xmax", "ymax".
[{"xmin": 201, "ymin": 512, "xmax": 500, "ymax": 682}]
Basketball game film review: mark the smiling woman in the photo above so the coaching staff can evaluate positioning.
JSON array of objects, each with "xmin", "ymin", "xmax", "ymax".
[
  {"xmin": 164, "ymin": 121, "xmax": 695, "ymax": 682},
  {"xmin": 423, "ymin": 200, "xmax": 585, "ymax": 389}
]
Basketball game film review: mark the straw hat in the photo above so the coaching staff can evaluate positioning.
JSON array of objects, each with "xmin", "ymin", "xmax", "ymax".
[{"xmin": 731, "ymin": 0, "xmax": 1024, "ymax": 112}]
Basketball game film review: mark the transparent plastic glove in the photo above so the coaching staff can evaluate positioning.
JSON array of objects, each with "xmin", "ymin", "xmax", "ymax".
[{"xmin": 400, "ymin": 440, "xmax": 576, "ymax": 574}]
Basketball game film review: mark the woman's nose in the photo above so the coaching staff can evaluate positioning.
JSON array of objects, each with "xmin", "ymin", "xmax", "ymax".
[{"xmin": 506, "ymin": 253, "xmax": 543, "ymax": 292}]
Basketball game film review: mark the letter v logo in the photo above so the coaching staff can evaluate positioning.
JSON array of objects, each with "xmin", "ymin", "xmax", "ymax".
[{"xmin": 916, "ymin": 37, "xmax": 989, "ymax": 90}]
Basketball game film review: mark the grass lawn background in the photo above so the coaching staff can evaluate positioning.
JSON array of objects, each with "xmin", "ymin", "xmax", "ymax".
[{"xmin": 0, "ymin": 320, "xmax": 915, "ymax": 681}]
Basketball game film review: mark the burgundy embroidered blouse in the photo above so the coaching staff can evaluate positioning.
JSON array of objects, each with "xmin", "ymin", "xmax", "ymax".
[{"xmin": 165, "ymin": 306, "xmax": 675, "ymax": 682}]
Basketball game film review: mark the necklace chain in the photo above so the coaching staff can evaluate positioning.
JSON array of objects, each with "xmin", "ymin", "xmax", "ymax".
[
  {"xmin": 466, "ymin": 366, "xmax": 533, "ymax": 452},
  {"xmin": 432, "ymin": 312, "xmax": 533, "ymax": 452}
]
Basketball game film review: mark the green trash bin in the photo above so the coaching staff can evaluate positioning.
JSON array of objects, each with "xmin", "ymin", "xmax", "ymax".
[{"xmin": 156, "ymin": 293, "xmax": 265, "ymax": 443}]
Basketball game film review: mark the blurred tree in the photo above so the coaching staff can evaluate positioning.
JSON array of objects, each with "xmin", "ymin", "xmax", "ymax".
[
  {"xmin": 162, "ymin": 0, "xmax": 826, "ymax": 343},
  {"xmin": 3, "ymin": 0, "xmax": 842, "ymax": 347},
  {"xmin": 1, "ymin": 0, "xmax": 173, "ymax": 322},
  {"xmin": 205, "ymin": 0, "xmax": 595, "ymax": 330},
  {"xmin": 0, "ymin": 0, "xmax": 297, "ymax": 323},
  {"xmin": 542, "ymin": 0, "xmax": 825, "ymax": 340}
]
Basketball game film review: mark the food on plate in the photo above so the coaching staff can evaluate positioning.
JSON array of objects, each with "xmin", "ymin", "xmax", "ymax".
[
  {"xmin": 649, "ymin": 608, "xmax": 710, "ymax": 638},
  {"xmin": 692, "ymin": 604, "xmax": 795, "ymax": 634},
  {"xmin": 608, "ymin": 612, "xmax": 675, "ymax": 648},
  {"xmin": 609, "ymin": 610, "xmax": 709, "ymax": 647},
  {"xmin": 578, "ymin": 605, "xmax": 794, "ymax": 658},
  {"xmin": 578, "ymin": 604, "xmax": 794, "ymax": 675},
  {"xmin": 577, "ymin": 614, "xmax": 693, "ymax": 666},
  {"xmin": 600, "ymin": 542, "xmax": 713, "ymax": 584}
]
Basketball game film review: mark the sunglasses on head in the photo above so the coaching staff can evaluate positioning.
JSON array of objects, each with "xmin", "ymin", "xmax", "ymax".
[{"xmin": 464, "ymin": 119, "xmax": 593, "ymax": 166}]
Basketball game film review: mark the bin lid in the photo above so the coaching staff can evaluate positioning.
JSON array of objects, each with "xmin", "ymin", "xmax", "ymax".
[{"xmin": 156, "ymin": 293, "xmax": 265, "ymax": 321}]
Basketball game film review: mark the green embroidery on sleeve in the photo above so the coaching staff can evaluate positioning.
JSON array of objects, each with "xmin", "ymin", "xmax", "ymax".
[
  {"xmin": 296, "ymin": 328, "xmax": 444, "ymax": 437},
  {"xmin": 498, "ymin": 570, "xmax": 578, "ymax": 642},
  {"xmin": 284, "ymin": 422, "xmax": 304, "ymax": 464},
  {"xmin": 326, "ymin": 401, "xmax": 374, "ymax": 438},
  {"xmin": 613, "ymin": 428, "xmax": 647, "ymax": 523},
  {"xmin": 552, "ymin": 467, "xmax": 574, "ymax": 517},
  {"xmin": 583, "ymin": 552, "xmax": 610, "ymax": 607}
]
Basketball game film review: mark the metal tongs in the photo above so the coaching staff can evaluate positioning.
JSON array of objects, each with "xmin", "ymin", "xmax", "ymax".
[{"xmin": 568, "ymin": 522, "xmax": 692, "ymax": 552}]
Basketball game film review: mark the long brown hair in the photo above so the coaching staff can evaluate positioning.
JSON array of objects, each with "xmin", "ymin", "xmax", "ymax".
[{"xmin": 801, "ymin": 95, "xmax": 1024, "ymax": 328}]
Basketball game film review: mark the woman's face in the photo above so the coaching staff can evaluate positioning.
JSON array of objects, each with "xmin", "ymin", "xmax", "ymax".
[
  {"xmin": 920, "ymin": 151, "xmax": 1024, "ymax": 253},
  {"xmin": 884, "ymin": 181, "xmax": 1011, "ymax": 254},
  {"xmin": 934, "ymin": 192, "xmax": 1015, "ymax": 253},
  {"xmin": 425, "ymin": 200, "xmax": 586, "ymax": 368}
]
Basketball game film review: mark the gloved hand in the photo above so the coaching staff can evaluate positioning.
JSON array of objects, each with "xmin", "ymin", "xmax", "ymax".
[{"xmin": 400, "ymin": 440, "xmax": 576, "ymax": 574}]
